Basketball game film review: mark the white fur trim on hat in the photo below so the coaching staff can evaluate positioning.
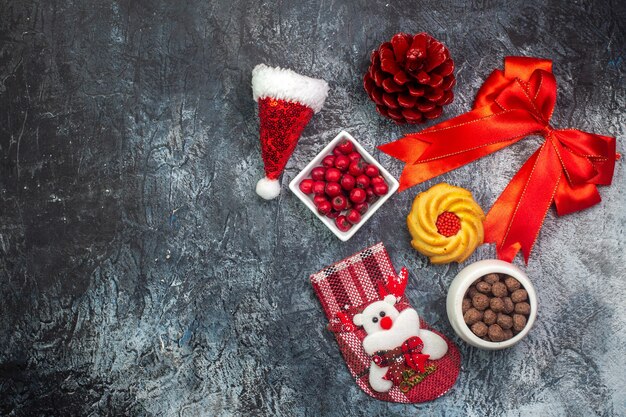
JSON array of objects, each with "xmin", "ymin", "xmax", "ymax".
[
  {"xmin": 252, "ymin": 64, "xmax": 329, "ymax": 113},
  {"xmin": 256, "ymin": 177, "xmax": 281, "ymax": 200}
]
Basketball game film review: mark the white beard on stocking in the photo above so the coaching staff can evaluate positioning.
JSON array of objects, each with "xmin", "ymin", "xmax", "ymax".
[{"xmin": 353, "ymin": 295, "xmax": 449, "ymax": 393}]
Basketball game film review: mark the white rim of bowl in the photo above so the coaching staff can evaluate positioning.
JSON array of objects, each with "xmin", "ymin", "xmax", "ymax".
[{"xmin": 453, "ymin": 260, "xmax": 537, "ymax": 349}]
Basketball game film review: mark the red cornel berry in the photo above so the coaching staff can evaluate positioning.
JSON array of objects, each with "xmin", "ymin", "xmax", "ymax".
[
  {"xmin": 363, "ymin": 32, "xmax": 455, "ymax": 124},
  {"xmin": 436, "ymin": 211, "xmax": 461, "ymax": 237}
]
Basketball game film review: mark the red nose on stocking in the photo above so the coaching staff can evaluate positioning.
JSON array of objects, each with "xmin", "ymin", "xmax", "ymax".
[{"xmin": 380, "ymin": 316, "xmax": 393, "ymax": 330}]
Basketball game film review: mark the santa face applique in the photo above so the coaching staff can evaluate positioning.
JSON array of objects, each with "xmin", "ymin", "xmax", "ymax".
[{"xmin": 353, "ymin": 295, "xmax": 448, "ymax": 393}]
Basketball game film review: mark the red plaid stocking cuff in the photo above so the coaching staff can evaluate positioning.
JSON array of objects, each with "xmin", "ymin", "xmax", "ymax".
[{"xmin": 310, "ymin": 242, "xmax": 461, "ymax": 403}]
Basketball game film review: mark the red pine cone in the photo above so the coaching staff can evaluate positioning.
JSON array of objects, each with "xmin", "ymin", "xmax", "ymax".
[{"xmin": 363, "ymin": 32, "xmax": 456, "ymax": 124}]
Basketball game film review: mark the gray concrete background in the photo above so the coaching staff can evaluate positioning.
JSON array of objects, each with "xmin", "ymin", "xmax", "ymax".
[{"xmin": 0, "ymin": 0, "xmax": 624, "ymax": 416}]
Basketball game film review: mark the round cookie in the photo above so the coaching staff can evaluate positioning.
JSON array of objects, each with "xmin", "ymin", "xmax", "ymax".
[{"xmin": 407, "ymin": 183, "xmax": 485, "ymax": 264}]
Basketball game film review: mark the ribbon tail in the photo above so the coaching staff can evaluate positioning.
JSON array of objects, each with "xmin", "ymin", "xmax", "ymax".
[
  {"xmin": 377, "ymin": 108, "xmax": 500, "ymax": 162},
  {"xmin": 384, "ymin": 110, "xmax": 544, "ymax": 191},
  {"xmin": 396, "ymin": 139, "xmax": 520, "ymax": 191},
  {"xmin": 484, "ymin": 151, "xmax": 538, "ymax": 262},
  {"xmin": 485, "ymin": 138, "xmax": 562, "ymax": 263},
  {"xmin": 378, "ymin": 135, "xmax": 430, "ymax": 164}
]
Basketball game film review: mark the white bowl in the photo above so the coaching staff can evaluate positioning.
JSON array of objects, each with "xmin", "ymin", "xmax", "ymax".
[
  {"xmin": 289, "ymin": 130, "xmax": 399, "ymax": 241},
  {"xmin": 446, "ymin": 259, "xmax": 538, "ymax": 350}
]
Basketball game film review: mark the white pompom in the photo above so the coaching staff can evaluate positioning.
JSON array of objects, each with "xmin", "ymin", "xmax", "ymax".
[{"xmin": 256, "ymin": 177, "xmax": 281, "ymax": 200}]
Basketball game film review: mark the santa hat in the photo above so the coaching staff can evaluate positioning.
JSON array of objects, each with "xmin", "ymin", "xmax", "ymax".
[{"xmin": 252, "ymin": 64, "xmax": 329, "ymax": 200}]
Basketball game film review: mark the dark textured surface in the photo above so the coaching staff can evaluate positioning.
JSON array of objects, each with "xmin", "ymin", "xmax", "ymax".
[{"xmin": 0, "ymin": 1, "xmax": 625, "ymax": 416}]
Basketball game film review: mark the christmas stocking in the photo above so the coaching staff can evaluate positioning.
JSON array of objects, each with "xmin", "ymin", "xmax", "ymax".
[
  {"xmin": 310, "ymin": 242, "xmax": 461, "ymax": 402},
  {"xmin": 251, "ymin": 64, "xmax": 329, "ymax": 200}
]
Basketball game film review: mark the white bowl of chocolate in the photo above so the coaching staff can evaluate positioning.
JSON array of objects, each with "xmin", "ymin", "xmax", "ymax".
[{"xmin": 446, "ymin": 260, "xmax": 537, "ymax": 350}]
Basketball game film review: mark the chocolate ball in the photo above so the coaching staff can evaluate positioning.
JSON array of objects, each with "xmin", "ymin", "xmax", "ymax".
[
  {"xmin": 483, "ymin": 309, "xmax": 497, "ymax": 325},
  {"xmin": 472, "ymin": 293, "xmax": 490, "ymax": 311},
  {"xmin": 467, "ymin": 286, "xmax": 479, "ymax": 299},
  {"xmin": 514, "ymin": 302, "xmax": 531, "ymax": 315},
  {"xmin": 491, "ymin": 282, "xmax": 508, "ymax": 297},
  {"xmin": 504, "ymin": 276, "xmax": 521, "ymax": 292},
  {"xmin": 488, "ymin": 324, "xmax": 505, "ymax": 342},
  {"xmin": 513, "ymin": 314, "xmax": 527, "ymax": 332},
  {"xmin": 502, "ymin": 297, "xmax": 515, "ymax": 314},
  {"xmin": 511, "ymin": 289, "xmax": 528, "ymax": 303},
  {"xmin": 464, "ymin": 308, "xmax": 483, "ymax": 325},
  {"xmin": 503, "ymin": 328, "xmax": 514, "ymax": 340},
  {"xmin": 471, "ymin": 321, "xmax": 488, "ymax": 337},
  {"xmin": 476, "ymin": 281, "xmax": 492, "ymax": 294},
  {"xmin": 496, "ymin": 313, "xmax": 513, "ymax": 330},
  {"xmin": 490, "ymin": 297, "xmax": 505, "ymax": 313},
  {"xmin": 483, "ymin": 273, "xmax": 500, "ymax": 284},
  {"xmin": 462, "ymin": 298, "xmax": 472, "ymax": 314}
]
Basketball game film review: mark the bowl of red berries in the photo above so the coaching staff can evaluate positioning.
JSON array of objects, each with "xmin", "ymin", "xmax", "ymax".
[{"xmin": 289, "ymin": 130, "xmax": 399, "ymax": 241}]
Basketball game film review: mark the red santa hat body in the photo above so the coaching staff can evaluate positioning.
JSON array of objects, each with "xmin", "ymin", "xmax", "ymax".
[{"xmin": 252, "ymin": 64, "xmax": 329, "ymax": 200}]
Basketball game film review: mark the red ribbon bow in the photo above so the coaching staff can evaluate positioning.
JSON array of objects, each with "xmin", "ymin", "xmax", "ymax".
[
  {"xmin": 379, "ymin": 56, "xmax": 617, "ymax": 262},
  {"xmin": 374, "ymin": 336, "xmax": 430, "ymax": 385},
  {"xmin": 400, "ymin": 336, "xmax": 430, "ymax": 374}
]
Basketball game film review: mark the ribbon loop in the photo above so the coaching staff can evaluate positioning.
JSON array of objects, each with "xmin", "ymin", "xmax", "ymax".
[
  {"xmin": 379, "ymin": 56, "xmax": 617, "ymax": 262},
  {"xmin": 528, "ymin": 70, "xmax": 558, "ymax": 121}
]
